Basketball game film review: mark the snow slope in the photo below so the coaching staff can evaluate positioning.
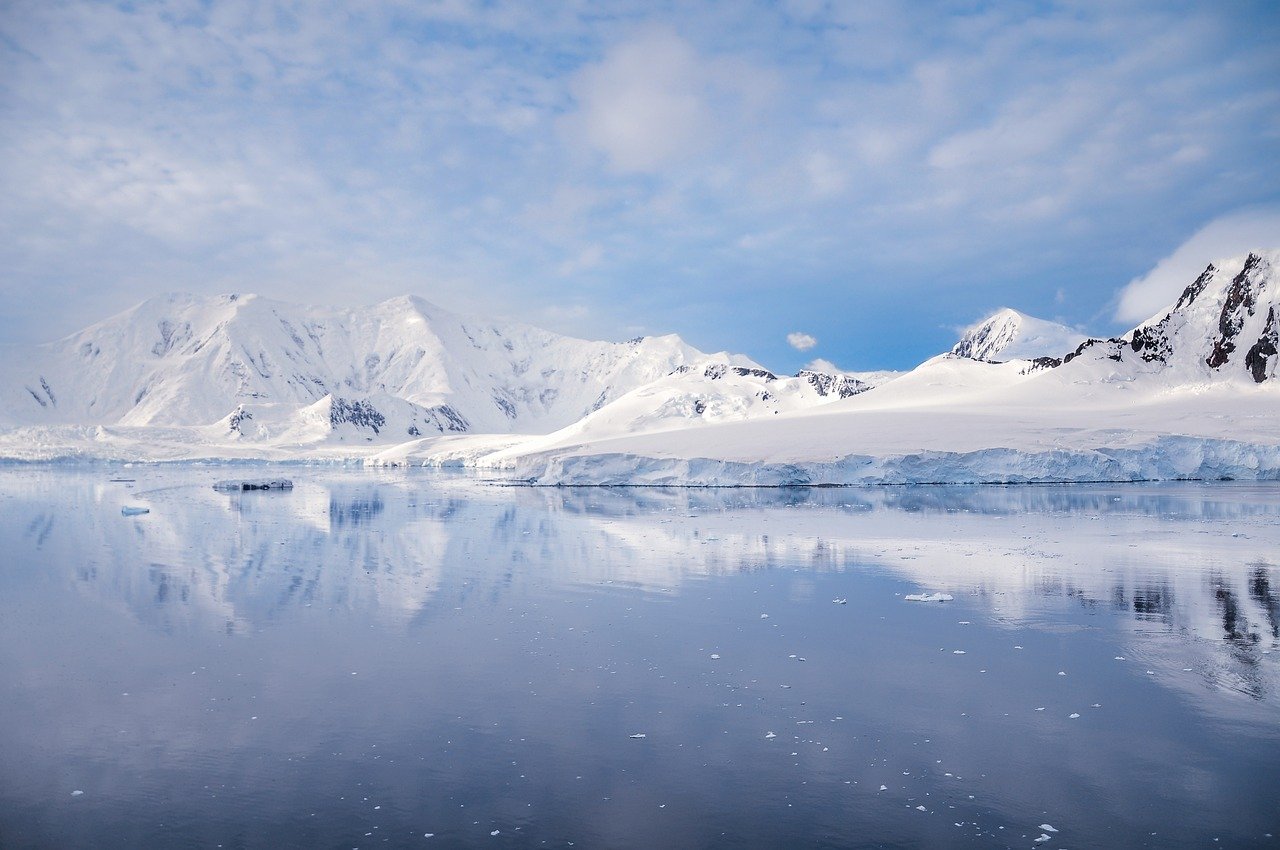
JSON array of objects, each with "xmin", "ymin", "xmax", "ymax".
[
  {"xmin": 0, "ymin": 293, "xmax": 726, "ymax": 435},
  {"xmin": 951, "ymin": 308, "xmax": 1086, "ymax": 361},
  {"xmin": 0, "ymin": 293, "xmax": 878, "ymax": 458},
  {"xmin": 2, "ymin": 251, "xmax": 1277, "ymax": 484},
  {"xmin": 427, "ymin": 251, "xmax": 1280, "ymax": 484}
]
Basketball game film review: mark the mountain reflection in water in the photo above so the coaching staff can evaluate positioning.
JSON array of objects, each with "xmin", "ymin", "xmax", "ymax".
[{"xmin": 0, "ymin": 469, "xmax": 1277, "ymax": 848}]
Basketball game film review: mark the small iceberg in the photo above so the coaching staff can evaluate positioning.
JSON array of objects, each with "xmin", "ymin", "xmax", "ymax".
[
  {"xmin": 904, "ymin": 592, "xmax": 953, "ymax": 602},
  {"xmin": 213, "ymin": 479, "xmax": 294, "ymax": 492},
  {"xmin": 120, "ymin": 506, "xmax": 149, "ymax": 516}
]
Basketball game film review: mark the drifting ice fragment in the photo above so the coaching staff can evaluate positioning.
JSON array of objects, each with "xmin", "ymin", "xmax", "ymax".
[
  {"xmin": 213, "ymin": 479, "xmax": 294, "ymax": 492},
  {"xmin": 629, "ymin": 733, "xmax": 646, "ymax": 739},
  {"xmin": 120, "ymin": 506, "xmax": 149, "ymax": 516},
  {"xmin": 1040, "ymin": 824, "xmax": 1058, "ymax": 832},
  {"xmin": 765, "ymin": 732, "xmax": 776, "ymax": 739},
  {"xmin": 71, "ymin": 790, "xmax": 84, "ymax": 797},
  {"xmin": 904, "ymin": 593, "xmax": 953, "ymax": 602},
  {"xmin": 1034, "ymin": 835, "xmax": 1051, "ymax": 844},
  {"xmin": 832, "ymin": 598, "xmax": 847, "ymax": 604}
]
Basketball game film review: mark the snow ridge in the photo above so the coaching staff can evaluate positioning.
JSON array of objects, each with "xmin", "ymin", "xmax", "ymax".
[
  {"xmin": 1051, "ymin": 251, "xmax": 1280, "ymax": 383},
  {"xmin": 2, "ymin": 250, "xmax": 1278, "ymax": 485},
  {"xmin": 952, "ymin": 308, "xmax": 1084, "ymax": 362},
  {"xmin": 0, "ymin": 292, "xmax": 869, "ymax": 448}
]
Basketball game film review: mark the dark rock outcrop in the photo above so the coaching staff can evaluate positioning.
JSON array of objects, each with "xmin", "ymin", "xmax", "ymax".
[
  {"xmin": 1244, "ymin": 306, "xmax": 1278, "ymax": 383},
  {"xmin": 1207, "ymin": 253, "xmax": 1262, "ymax": 369},
  {"xmin": 796, "ymin": 370, "xmax": 869, "ymax": 399},
  {"xmin": 329, "ymin": 398, "xmax": 386, "ymax": 433}
]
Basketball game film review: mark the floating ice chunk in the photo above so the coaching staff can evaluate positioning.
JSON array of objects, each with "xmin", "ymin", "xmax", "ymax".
[
  {"xmin": 832, "ymin": 598, "xmax": 847, "ymax": 604},
  {"xmin": 710, "ymin": 654, "xmax": 720, "ymax": 660},
  {"xmin": 916, "ymin": 805, "xmax": 927, "ymax": 811},
  {"xmin": 490, "ymin": 830, "xmax": 500, "ymax": 836},
  {"xmin": 121, "ymin": 506, "xmax": 149, "ymax": 516},
  {"xmin": 1034, "ymin": 834, "xmax": 1051, "ymax": 844},
  {"xmin": 879, "ymin": 785, "xmax": 888, "ymax": 791},
  {"xmin": 628, "ymin": 733, "xmax": 646, "ymax": 739},
  {"xmin": 904, "ymin": 593, "xmax": 953, "ymax": 602},
  {"xmin": 953, "ymin": 650, "xmax": 966, "ymax": 655},
  {"xmin": 1040, "ymin": 824, "xmax": 1058, "ymax": 832},
  {"xmin": 71, "ymin": 790, "xmax": 84, "ymax": 797},
  {"xmin": 1069, "ymin": 713, "xmax": 1080, "ymax": 719},
  {"xmin": 760, "ymin": 614, "xmax": 770, "ymax": 619},
  {"xmin": 213, "ymin": 479, "xmax": 294, "ymax": 492},
  {"xmin": 765, "ymin": 732, "xmax": 776, "ymax": 739}
]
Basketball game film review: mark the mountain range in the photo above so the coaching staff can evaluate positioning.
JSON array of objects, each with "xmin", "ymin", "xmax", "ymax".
[{"xmin": 1, "ymin": 250, "xmax": 1277, "ymax": 482}]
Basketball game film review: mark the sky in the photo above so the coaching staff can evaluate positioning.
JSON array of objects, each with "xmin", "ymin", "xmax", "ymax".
[{"xmin": 1, "ymin": 0, "xmax": 1278, "ymax": 372}]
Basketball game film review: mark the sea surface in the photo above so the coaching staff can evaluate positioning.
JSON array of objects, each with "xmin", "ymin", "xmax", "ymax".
[{"xmin": 1, "ymin": 467, "xmax": 1278, "ymax": 848}]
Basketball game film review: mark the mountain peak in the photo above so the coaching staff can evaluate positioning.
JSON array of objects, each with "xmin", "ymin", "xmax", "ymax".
[{"xmin": 951, "ymin": 308, "xmax": 1084, "ymax": 362}]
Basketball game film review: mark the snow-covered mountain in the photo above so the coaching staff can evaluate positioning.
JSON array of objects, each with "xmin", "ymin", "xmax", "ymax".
[
  {"xmin": 0, "ymin": 292, "xmax": 879, "ymax": 451},
  {"xmin": 951, "ymin": 308, "xmax": 1085, "ymax": 362},
  {"xmin": 1046, "ymin": 251, "xmax": 1279, "ymax": 383},
  {"xmin": 2, "ymin": 250, "xmax": 1277, "ymax": 480},
  {"xmin": 425, "ymin": 251, "xmax": 1280, "ymax": 484},
  {"xmin": 0, "ymin": 293, "xmax": 728, "ymax": 435}
]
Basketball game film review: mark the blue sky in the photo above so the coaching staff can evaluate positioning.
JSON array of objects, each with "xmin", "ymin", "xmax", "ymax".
[{"xmin": 1, "ymin": 0, "xmax": 1278, "ymax": 371}]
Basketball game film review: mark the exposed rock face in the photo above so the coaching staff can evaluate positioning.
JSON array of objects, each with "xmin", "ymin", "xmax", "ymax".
[
  {"xmin": 796, "ymin": 369, "xmax": 869, "ymax": 399},
  {"xmin": 1049, "ymin": 251, "xmax": 1279, "ymax": 383},
  {"xmin": 1245, "ymin": 306, "xmax": 1279, "ymax": 383},
  {"xmin": 330, "ymin": 398, "xmax": 386, "ymax": 434},
  {"xmin": 952, "ymin": 311, "xmax": 1023, "ymax": 360},
  {"xmin": 1207, "ymin": 254, "xmax": 1264, "ymax": 369},
  {"xmin": 228, "ymin": 405, "xmax": 252, "ymax": 435},
  {"xmin": 951, "ymin": 309, "xmax": 1084, "ymax": 362},
  {"xmin": 425, "ymin": 405, "xmax": 469, "ymax": 433}
]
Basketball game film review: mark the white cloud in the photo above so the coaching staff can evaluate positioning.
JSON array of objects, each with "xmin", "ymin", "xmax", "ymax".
[
  {"xmin": 1114, "ymin": 207, "xmax": 1280, "ymax": 323},
  {"xmin": 804, "ymin": 357, "xmax": 841, "ymax": 373},
  {"xmin": 787, "ymin": 331, "xmax": 818, "ymax": 351},
  {"xmin": 564, "ymin": 27, "xmax": 772, "ymax": 176},
  {"xmin": 0, "ymin": 0, "xmax": 1277, "ymax": 364},
  {"xmin": 567, "ymin": 29, "xmax": 712, "ymax": 173}
]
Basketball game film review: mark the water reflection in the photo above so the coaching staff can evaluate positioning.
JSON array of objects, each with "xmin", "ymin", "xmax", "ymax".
[{"xmin": 1, "ymin": 469, "xmax": 1278, "ymax": 848}]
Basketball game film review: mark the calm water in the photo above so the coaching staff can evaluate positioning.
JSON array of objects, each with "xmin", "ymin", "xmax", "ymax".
[{"xmin": 1, "ymin": 468, "xmax": 1278, "ymax": 848}]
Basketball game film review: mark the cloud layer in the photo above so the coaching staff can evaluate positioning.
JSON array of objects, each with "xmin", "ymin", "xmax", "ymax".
[
  {"xmin": 1114, "ymin": 207, "xmax": 1280, "ymax": 323},
  {"xmin": 1, "ymin": 1, "xmax": 1278, "ymax": 370}
]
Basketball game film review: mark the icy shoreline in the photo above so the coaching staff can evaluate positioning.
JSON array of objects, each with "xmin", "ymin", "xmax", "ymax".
[
  {"xmin": 479, "ymin": 435, "xmax": 1280, "ymax": 487},
  {"xmin": 4, "ymin": 432, "xmax": 1278, "ymax": 490}
]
